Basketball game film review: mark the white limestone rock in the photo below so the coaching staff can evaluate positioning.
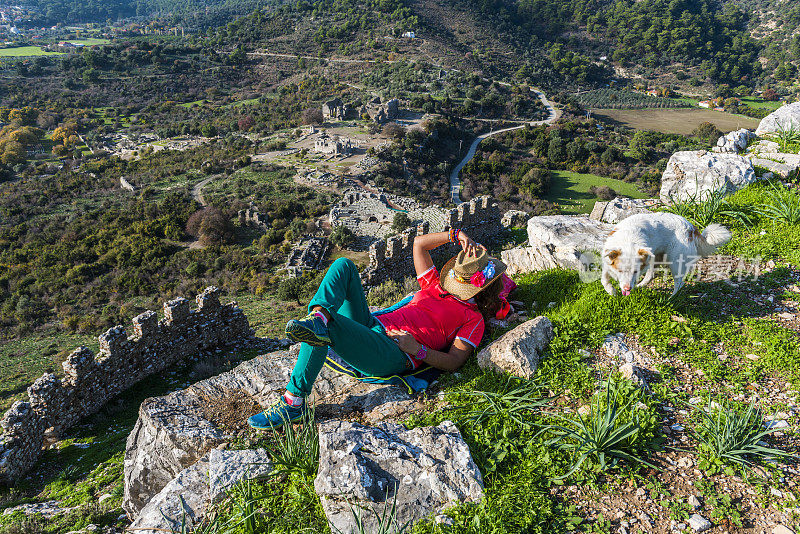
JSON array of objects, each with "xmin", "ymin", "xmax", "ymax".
[
  {"xmin": 127, "ymin": 456, "xmax": 210, "ymax": 534},
  {"xmin": 128, "ymin": 448, "xmax": 272, "ymax": 533},
  {"xmin": 123, "ymin": 350, "xmax": 418, "ymax": 517},
  {"xmin": 314, "ymin": 420, "xmax": 484, "ymax": 534},
  {"xmin": 756, "ymin": 101, "xmax": 800, "ymax": 137},
  {"xmin": 501, "ymin": 215, "xmax": 613, "ymax": 275},
  {"xmin": 660, "ymin": 151, "xmax": 756, "ymax": 203},
  {"xmin": 689, "ymin": 513, "xmax": 713, "ymax": 532},
  {"xmin": 714, "ymin": 128, "xmax": 756, "ymax": 153},
  {"xmin": 589, "ymin": 197, "xmax": 659, "ymax": 224},
  {"xmin": 476, "ymin": 317, "xmax": 554, "ymax": 379}
]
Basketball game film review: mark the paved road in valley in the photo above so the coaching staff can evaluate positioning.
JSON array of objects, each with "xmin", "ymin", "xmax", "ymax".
[{"xmin": 449, "ymin": 88, "xmax": 560, "ymax": 205}]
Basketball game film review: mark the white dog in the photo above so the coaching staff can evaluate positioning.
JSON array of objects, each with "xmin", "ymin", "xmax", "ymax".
[{"xmin": 601, "ymin": 212, "xmax": 732, "ymax": 298}]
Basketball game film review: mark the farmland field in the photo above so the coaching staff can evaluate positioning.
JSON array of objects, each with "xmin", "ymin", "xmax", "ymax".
[
  {"xmin": 0, "ymin": 46, "xmax": 62, "ymax": 57},
  {"xmin": 66, "ymin": 38, "xmax": 110, "ymax": 46},
  {"xmin": 544, "ymin": 170, "xmax": 648, "ymax": 214},
  {"xmin": 592, "ymin": 108, "xmax": 760, "ymax": 134}
]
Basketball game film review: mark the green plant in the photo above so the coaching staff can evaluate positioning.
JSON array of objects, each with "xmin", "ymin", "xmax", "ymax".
[
  {"xmin": 336, "ymin": 490, "xmax": 411, "ymax": 534},
  {"xmin": 268, "ymin": 404, "xmax": 320, "ymax": 479},
  {"xmin": 694, "ymin": 479, "xmax": 744, "ymax": 527},
  {"xmin": 666, "ymin": 185, "xmax": 753, "ymax": 228},
  {"xmin": 457, "ymin": 377, "xmax": 552, "ymax": 428},
  {"xmin": 757, "ymin": 182, "xmax": 800, "ymax": 225},
  {"xmin": 228, "ymin": 476, "xmax": 262, "ymax": 534},
  {"xmin": 543, "ymin": 375, "xmax": 658, "ymax": 479},
  {"xmin": 771, "ymin": 122, "xmax": 800, "ymax": 153},
  {"xmin": 690, "ymin": 397, "xmax": 793, "ymax": 474}
]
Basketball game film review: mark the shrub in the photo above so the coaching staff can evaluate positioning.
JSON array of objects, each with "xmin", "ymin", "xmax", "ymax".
[
  {"xmin": 665, "ymin": 187, "xmax": 753, "ymax": 228},
  {"xmin": 690, "ymin": 397, "xmax": 793, "ymax": 474},
  {"xmin": 589, "ymin": 185, "xmax": 617, "ymax": 200},
  {"xmin": 330, "ymin": 225, "xmax": 355, "ymax": 248},
  {"xmin": 543, "ymin": 374, "xmax": 658, "ymax": 479},
  {"xmin": 757, "ymin": 181, "xmax": 800, "ymax": 224},
  {"xmin": 692, "ymin": 122, "xmax": 723, "ymax": 145},
  {"xmin": 391, "ymin": 212, "xmax": 412, "ymax": 232}
]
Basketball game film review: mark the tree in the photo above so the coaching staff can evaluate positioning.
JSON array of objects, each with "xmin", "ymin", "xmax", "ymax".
[
  {"xmin": 278, "ymin": 276, "xmax": 305, "ymax": 304},
  {"xmin": 762, "ymin": 87, "xmax": 779, "ymax": 102},
  {"xmin": 330, "ymin": 225, "xmax": 355, "ymax": 248},
  {"xmin": 238, "ymin": 115, "xmax": 255, "ymax": 131},
  {"xmin": 382, "ymin": 122, "xmax": 405, "ymax": 140},
  {"xmin": 301, "ymin": 108, "xmax": 323, "ymax": 125},
  {"xmin": 692, "ymin": 122, "xmax": 723, "ymax": 145},
  {"xmin": 392, "ymin": 212, "xmax": 412, "ymax": 232}
]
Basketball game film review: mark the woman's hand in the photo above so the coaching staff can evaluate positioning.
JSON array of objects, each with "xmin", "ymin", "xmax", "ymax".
[
  {"xmin": 385, "ymin": 329, "xmax": 422, "ymax": 356},
  {"xmin": 457, "ymin": 231, "xmax": 483, "ymax": 257}
]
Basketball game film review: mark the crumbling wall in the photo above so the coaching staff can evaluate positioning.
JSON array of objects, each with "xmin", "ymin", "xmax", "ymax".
[
  {"xmin": 361, "ymin": 196, "xmax": 503, "ymax": 285},
  {"xmin": 238, "ymin": 207, "xmax": 269, "ymax": 232},
  {"xmin": 0, "ymin": 287, "xmax": 252, "ymax": 485}
]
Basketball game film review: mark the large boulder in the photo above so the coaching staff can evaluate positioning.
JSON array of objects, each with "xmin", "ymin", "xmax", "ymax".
[
  {"xmin": 756, "ymin": 101, "xmax": 800, "ymax": 137},
  {"xmin": 128, "ymin": 448, "xmax": 272, "ymax": 534},
  {"xmin": 314, "ymin": 420, "xmax": 484, "ymax": 533},
  {"xmin": 123, "ymin": 350, "xmax": 420, "ymax": 517},
  {"xmin": 589, "ymin": 197, "xmax": 659, "ymax": 224},
  {"xmin": 659, "ymin": 151, "xmax": 756, "ymax": 203},
  {"xmin": 476, "ymin": 317, "xmax": 554, "ymax": 379},
  {"xmin": 714, "ymin": 128, "xmax": 756, "ymax": 154},
  {"xmin": 500, "ymin": 215, "xmax": 613, "ymax": 276}
]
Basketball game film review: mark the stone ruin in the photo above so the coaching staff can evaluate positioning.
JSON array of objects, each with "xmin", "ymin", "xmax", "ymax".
[
  {"xmin": 314, "ymin": 132, "xmax": 354, "ymax": 156},
  {"xmin": 285, "ymin": 236, "xmax": 331, "ymax": 278},
  {"xmin": 322, "ymin": 98, "xmax": 354, "ymax": 120},
  {"xmin": 328, "ymin": 189, "xmax": 446, "ymax": 251},
  {"xmin": 361, "ymin": 196, "xmax": 503, "ymax": 286},
  {"xmin": 238, "ymin": 206, "xmax": 269, "ymax": 232},
  {"xmin": 322, "ymin": 96, "xmax": 400, "ymax": 124},
  {"xmin": 360, "ymin": 97, "xmax": 399, "ymax": 123},
  {"xmin": 0, "ymin": 287, "xmax": 253, "ymax": 485}
]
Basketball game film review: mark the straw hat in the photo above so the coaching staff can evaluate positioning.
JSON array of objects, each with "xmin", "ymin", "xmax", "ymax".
[{"xmin": 440, "ymin": 247, "xmax": 507, "ymax": 300}]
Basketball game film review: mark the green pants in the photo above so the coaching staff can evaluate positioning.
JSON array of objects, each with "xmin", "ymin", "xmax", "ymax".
[{"xmin": 286, "ymin": 257, "xmax": 410, "ymax": 397}]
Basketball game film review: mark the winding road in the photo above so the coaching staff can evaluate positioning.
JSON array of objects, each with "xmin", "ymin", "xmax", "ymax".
[
  {"xmin": 191, "ymin": 176, "xmax": 215, "ymax": 207},
  {"xmin": 449, "ymin": 88, "xmax": 560, "ymax": 205}
]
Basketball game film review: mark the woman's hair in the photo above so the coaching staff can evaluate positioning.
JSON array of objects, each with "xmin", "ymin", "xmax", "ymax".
[{"xmin": 474, "ymin": 277, "xmax": 504, "ymax": 321}]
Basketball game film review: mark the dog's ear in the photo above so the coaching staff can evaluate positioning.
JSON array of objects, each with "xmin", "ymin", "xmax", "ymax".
[
  {"xmin": 638, "ymin": 248, "xmax": 653, "ymax": 266},
  {"xmin": 606, "ymin": 249, "xmax": 621, "ymax": 268}
]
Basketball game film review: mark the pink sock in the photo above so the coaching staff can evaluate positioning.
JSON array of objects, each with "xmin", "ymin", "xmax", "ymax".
[
  {"xmin": 283, "ymin": 391, "xmax": 304, "ymax": 407},
  {"xmin": 313, "ymin": 311, "xmax": 328, "ymax": 326}
]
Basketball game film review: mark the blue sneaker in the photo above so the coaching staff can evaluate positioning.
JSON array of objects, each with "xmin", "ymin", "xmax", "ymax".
[
  {"xmin": 248, "ymin": 399, "xmax": 303, "ymax": 430},
  {"xmin": 285, "ymin": 313, "xmax": 331, "ymax": 347}
]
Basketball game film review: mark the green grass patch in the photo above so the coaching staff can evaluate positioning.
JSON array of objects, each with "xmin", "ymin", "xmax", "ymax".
[
  {"xmin": 0, "ymin": 331, "xmax": 96, "ymax": 412},
  {"xmin": 65, "ymin": 38, "xmax": 110, "ymax": 46},
  {"xmin": 740, "ymin": 97, "xmax": 782, "ymax": 112},
  {"xmin": 545, "ymin": 171, "xmax": 647, "ymax": 214},
  {"xmin": 0, "ymin": 46, "xmax": 62, "ymax": 57}
]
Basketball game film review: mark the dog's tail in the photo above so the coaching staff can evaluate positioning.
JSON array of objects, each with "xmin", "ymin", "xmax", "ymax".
[{"xmin": 696, "ymin": 224, "xmax": 732, "ymax": 257}]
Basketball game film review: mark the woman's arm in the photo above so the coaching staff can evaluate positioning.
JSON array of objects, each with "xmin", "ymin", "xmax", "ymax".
[
  {"xmin": 385, "ymin": 329, "xmax": 473, "ymax": 371},
  {"xmin": 413, "ymin": 230, "xmax": 479, "ymax": 277}
]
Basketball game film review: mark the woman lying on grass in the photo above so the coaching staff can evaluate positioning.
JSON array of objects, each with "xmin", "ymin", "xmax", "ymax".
[{"xmin": 248, "ymin": 229, "xmax": 507, "ymax": 429}]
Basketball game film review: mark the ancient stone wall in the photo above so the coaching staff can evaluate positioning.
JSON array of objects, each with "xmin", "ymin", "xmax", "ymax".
[
  {"xmin": 238, "ymin": 207, "xmax": 269, "ymax": 232},
  {"xmin": 0, "ymin": 287, "xmax": 252, "ymax": 485},
  {"xmin": 361, "ymin": 195, "xmax": 503, "ymax": 285}
]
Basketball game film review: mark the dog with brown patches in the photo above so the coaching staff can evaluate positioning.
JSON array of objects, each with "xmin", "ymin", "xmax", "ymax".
[{"xmin": 601, "ymin": 212, "xmax": 731, "ymax": 298}]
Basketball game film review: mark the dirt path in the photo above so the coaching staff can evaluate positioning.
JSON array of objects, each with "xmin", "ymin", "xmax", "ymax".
[
  {"xmin": 191, "ymin": 176, "xmax": 214, "ymax": 207},
  {"xmin": 449, "ymin": 87, "xmax": 560, "ymax": 204}
]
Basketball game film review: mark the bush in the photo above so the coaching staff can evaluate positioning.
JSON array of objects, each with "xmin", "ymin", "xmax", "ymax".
[
  {"xmin": 391, "ymin": 212, "xmax": 412, "ymax": 232},
  {"xmin": 330, "ymin": 225, "xmax": 355, "ymax": 248},
  {"xmin": 692, "ymin": 122, "xmax": 723, "ymax": 146},
  {"xmin": 589, "ymin": 185, "xmax": 617, "ymax": 200},
  {"xmin": 186, "ymin": 207, "xmax": 235, "ymax": 245}
]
